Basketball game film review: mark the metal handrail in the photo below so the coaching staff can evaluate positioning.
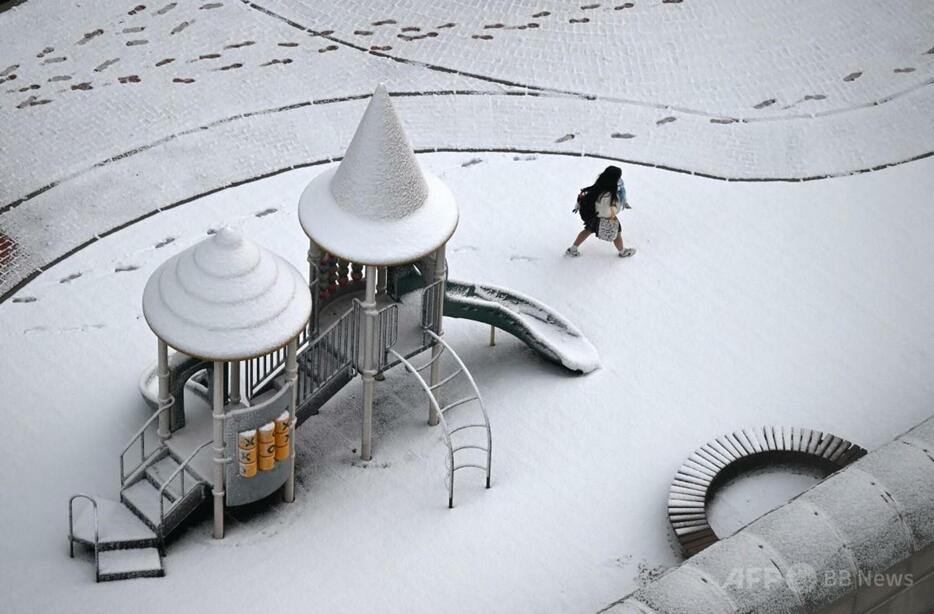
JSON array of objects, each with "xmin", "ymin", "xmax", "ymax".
[
  {"xmin": 297, "ymin": 306, "xmax": 356, "ymax": 407},
  {"xmin": 120, "ymin": 397, "xmax": 173, "ymax": 485},
  {"xmin": 389, "ymin": 349, "xmax": 456, "ymax": 508},
  {"xmin": 157, "ymin": 440, "xmax": 212, "ymax": 540},
  {"xmin": 68, "ymin": 494, "xmax": 100, "ymax": 581}
]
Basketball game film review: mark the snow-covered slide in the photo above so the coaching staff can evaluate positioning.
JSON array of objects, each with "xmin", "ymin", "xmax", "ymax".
[{"xmin": 444, "ymin": 280, "xmax": 600, "ymax": 374}]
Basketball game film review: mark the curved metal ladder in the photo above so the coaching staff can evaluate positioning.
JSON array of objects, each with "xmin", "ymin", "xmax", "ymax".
[{"xmin": 390, "ymin": 330, "xmax": 492, "ymax": 508}]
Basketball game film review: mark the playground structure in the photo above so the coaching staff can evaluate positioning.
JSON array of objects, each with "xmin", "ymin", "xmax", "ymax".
[{"xmin": 67, "ymin": 85, "xmax": 599, "ymax": 582}]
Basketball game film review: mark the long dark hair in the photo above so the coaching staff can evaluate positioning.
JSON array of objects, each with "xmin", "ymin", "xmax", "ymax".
[{"xmin": 581, "ymin": 165, "xmax": 621, "ymax": 210}]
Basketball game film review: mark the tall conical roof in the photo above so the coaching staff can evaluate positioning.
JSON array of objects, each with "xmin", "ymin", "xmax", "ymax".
[
  {"xmin": 298, "ymin": 84, "xmax": 458, "ymax": 265},
  {"xmin": 142, "ymin": 228, "xmax": 312, "ymax": 360},
  {"xmin": 331, "ymin": 85, "xmax": 429, "ymax": 220}
]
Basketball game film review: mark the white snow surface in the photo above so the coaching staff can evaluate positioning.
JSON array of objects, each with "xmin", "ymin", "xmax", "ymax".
[
  {"xmin": 142, "ymin": 227, "xmax": 311, "ymax": 360},
  {"xmin": 331, "ymin": 84, "xmax": 429, "ymax": 220},
  {"xmin": 2, "ymin": 152, "xmax": 934, "ymax": 613}
]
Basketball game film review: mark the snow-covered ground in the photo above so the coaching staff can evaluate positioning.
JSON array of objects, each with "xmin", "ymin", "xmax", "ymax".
[
  {"xmin": 2, "ymin": 152, "xmax": 934, "ymax": 612},
  {"xmin": 2, "ymin": 1, "xmax": 934, "ymax": 612}
]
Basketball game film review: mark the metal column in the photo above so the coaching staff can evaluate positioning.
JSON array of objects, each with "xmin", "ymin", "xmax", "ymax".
[
  {"xmin": 156, "ymin": 339, "xmax": 171, "ymax": 441},
  {"xmin": 212, "ymin": 361, "xmax": 226, "ymax": 539},
  {"xmin": 428, "ymin": 245, "xmax": 447, "ymax": 426},
  {"xmin": 284, "ymin": 338, "xmax": 298, "ymax": 502},
  {"xmin": 360, "ymin": 266, "xmax": 378, "ymax": 461}
]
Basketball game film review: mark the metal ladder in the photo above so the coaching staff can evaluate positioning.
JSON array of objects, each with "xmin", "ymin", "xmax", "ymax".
[{"xmin": 390, "ymin": 329, "xmax": 492, "ymax": 508}]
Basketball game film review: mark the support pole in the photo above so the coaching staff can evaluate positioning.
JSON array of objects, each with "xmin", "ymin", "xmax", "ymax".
[
  {"xmin": 212, "ymin": 361, "xmax": 226, "ymax": 539},
  {"xmin": 156, "ymin": 339, "xmax": 172, "ymax": 441},
  {"xmin": 428, "ymin": 244, "xmax": 447, "ymax": 426},
  {"xmin": 489, "ymin": 325, "xmax": 496, "ymax": 347},
  {"xmin": 360, "ymin": 265, "xmax": 378, "ymax": 461},
  {"xmin": 229, "ymin": 360, "xmax": 240, "ymax": 406},
  {"xmin": 284, "ymin": 338, "xmax": 298, "ymax": 502},
  {"xmin": 307, "ymin": 239, "xmax": 322, "ymax": 334}
]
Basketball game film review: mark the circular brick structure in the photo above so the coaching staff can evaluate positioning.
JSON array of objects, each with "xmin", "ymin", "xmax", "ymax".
[{"xmin": 668, "ymin": 426, "xmax": 867, "ymax": 556}]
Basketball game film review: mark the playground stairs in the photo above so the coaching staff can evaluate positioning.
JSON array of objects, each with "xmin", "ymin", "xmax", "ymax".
[
  {"xmin": 390, "ymin": 330, "xmax": 493, "ymax": 508},
  {"xmin": 69, "ymin": 446, "xmax": 209, "ymax": 582}
]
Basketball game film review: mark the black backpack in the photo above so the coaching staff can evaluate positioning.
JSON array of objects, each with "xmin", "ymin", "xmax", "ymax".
[{"xmin": 576, "ymin": 188, "xmax": 595, "ymax": 223}]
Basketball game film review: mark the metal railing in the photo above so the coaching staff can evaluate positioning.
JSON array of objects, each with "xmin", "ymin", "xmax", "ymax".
[
  {"xmin": 297, "ymin": 307, "xmax": 356, "ymax": 408},
  {"xmin": 389, "ymin": 330, "xmax": 492, "ymax": 508},
  {"xmin": 68, "ymin": 494, "xmax": 100, "ymax": 581},
  {"xmin": 157, "ymin": 440, "xmax": 211, "ymax": 540},
  {"xmin": 246, "ymin": 324, "xmax": 310, "ymax": 400},
  {"xmin": 376, "ymin": 303, "xmax": 399, "ymax": 371},
  {"xmin": 421, "ymin": 277, "xmax": 445, "ymax": 333},
  {"xmin": 120, "ymin": 397, "xmax": 173, "ymax": 486}
]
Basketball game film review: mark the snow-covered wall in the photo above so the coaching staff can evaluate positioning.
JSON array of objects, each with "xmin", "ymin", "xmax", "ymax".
[{"xmin": 602, "ymin": 415, "xmax": 934, "ymax": 613}]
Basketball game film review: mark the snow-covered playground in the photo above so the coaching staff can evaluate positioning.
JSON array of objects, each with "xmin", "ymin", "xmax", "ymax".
[{"xmin": 1, "ymin": 1, "xmax": 934, "ymax": 613}]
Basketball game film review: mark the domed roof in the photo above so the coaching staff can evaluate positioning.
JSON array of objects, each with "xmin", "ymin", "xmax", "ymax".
[
  {"xmin": 142, "ymin": 228, "xmax": 312, "ymax": 360},
  {"xmin": 298, "ymin": 84, "xmax": 458, "ymax": 265}
]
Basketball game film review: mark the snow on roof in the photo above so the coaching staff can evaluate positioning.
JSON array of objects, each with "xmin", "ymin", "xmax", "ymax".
[
  {"xmin": 298, "ymin": 84, "xmax": 458, "ymax": 265},
  {"xmin": 142, "ymin": 228, "xmax": 312, "ymax": 361},
  {"xmin": 604, "ymin": 415, "xmax": 934, "ymax": 613}
]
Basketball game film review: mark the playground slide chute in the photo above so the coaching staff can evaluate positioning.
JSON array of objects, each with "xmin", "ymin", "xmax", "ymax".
[{"xmin": 444, "ymin": 280, "xmax": 600, "ymax": 374}]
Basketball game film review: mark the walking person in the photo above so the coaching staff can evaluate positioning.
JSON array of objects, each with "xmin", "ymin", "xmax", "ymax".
[{"xmin": 565, "ymin": 165, "xmax": 635, "ymax": 258}]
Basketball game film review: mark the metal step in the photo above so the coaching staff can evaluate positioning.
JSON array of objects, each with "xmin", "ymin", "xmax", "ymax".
[
  {"xmin": 71, "ymin": 497, "xmax": 157, "ymax": 551},
  {"xmin": 121, "ymin": 480, "xmax": 167, "ymax": 532},
  {"xmin": 97, "ymin": 547, "xmax": 164, "ymax": 582},
  {"xmin": 144, "ymin": 454, "xmax": 199, "ymax": 502}
]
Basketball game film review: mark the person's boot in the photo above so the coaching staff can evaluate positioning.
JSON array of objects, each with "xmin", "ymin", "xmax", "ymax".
[
  {"xmin": 565, "ymin": 246, "xmax": 581, "ymax": 257},
  {"xmin": 618, "ymin": 247, "xmax": 636, "ymax": 258}
]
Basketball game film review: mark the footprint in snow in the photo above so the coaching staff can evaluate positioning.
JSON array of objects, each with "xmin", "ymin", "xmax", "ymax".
[
  {"xmin": 461, "ymin": 158, "xmax": 483, "ymax": 167},
  {"xmin": 371, "ymin": 19, "xmax": 396, "ymax": 26},
  {"xmin": 581, "ymin": 4, "xmax": 601, "ymax": 9},
  {"xmin": 843, "ymin": 71, "xmax": 862, "ymax": 82},
  {"xmin": 122, "ymin": 26, "xmax": 146, "ymax": 33},
  {"xmin": 172, "ymin": 77, "xmax": 195, "ymax": 83},
  {"xmin": 226, "ymin": 41, "xmax": 255, "ymax": 49},
  {"xmin": 513, "ymin": 154, "xmax": 537, "ymax": 161},
  {"xmin": 16, "ymin": 95, "xmax": 51, "ymax": 109},
  {"xmin": 118, "ymin": 75, "xmax": 141, "ymax": 84},
  {"xmin": 94, "ymin": 58, "xmax": 120, "ymax": 72},
  {"xmin": 893, "ymin": 67, "xmax": 915, "ymax": 73},
  {"xmin": 354, "ymin": 30, "xmax": 373, "ymax": 36},
  {"xmin": 260, "ymin": 58, "xmax": 292, "ymax": 66},
  {"xmin": 472, "ymin": 34, "xmax": 493, "ymax": 40},
  {"xmin": 400, "ymin": 26, "xmax": 420, "ymax": 32},
  {"xmin": 71, "ymin": 82, "xmax": 93, "ymax": 90},
  {"xmin": 532, "ymin": 11, "xmax": 551, "ymax": 17},
  {"xmin": 510, "ymin": 255, "xmax": 537, "ymax": 262},
  {"xmin": 0, "ymin": 64, "xmax": 18, "ymax": 77},
  {"xmin": 215, "ymin": 63, "xmax": 242, "ymax": 71},
  {"xmin": 370, "ymin": 45, "xmax": 392, "ymax": 51},
  {"xmin": 611, "ymin": 132, "xmax": 635, "ymax": 139},
  {"xmin": 48, "ymin": 75, "xmax": 72, "ymax": 82},
  {"xmin": 569, "ymin": 17, "xmax": 590, "ymax": 23},
  {"xmin": 753, "ymin": 98, "xmax": 776, "ymax": 109},
  {"xmin": 255, "ymin": 207, "xmax": 277, "ymax": 217},
  {"xmin": 155, "ymin": 237, "xmax": 176, "ymax": 248},
  {"xmin": 125, "ymin": 40, "xmax": 149, "ymax": 47},
  {"xmin": 155, "ymin": 58, "xmax": 175, "ymax": 66},
  {"xmin": 555, "ymin": 133, "xmax": 575, "ymax": 143},
  {"xmin": 615, "ymin": 3, "xmax": 635, "ymax": 9},
  {"xmin": 318, "ymin": 45, "xmax": 338, "ymax": 53},
  {"xmin": 171, "ymin": 21, "xmax": 193, "ymax": 35},
  {"xmin": 36, "ymin": 46, "xmax": 54, "ymax": 58},
  {"xmin": 200, "ymin": 2, "xmax": 223, "ymax": 9},
  {"xmin": 154, "ymin": 2, "xmax": 177, "ymax": 15},
  {"xmin": 656, "ymin": 116, "xmax": 676, "ymax": 125},
  {"xmin": 277, "ymin": 42, "xmax": 298, "ymax": 47},
  {"xmin": 128, "ymin": 5, "xmax": 146, "ymax": 16},
  {"xmin": 437, "ymin": 22, "xmax": 456, "ymax": 29},
  {"xmin": 42, "ymin": 57, "xmax": 67, "ymax": 65},
  {"xmin": 59, "ymin": 272, "xmax": 82, "ymax": 283},
  {"xmin": 803, "ymin": 94, "xmax": 826, "ymax": 101},
  {"xmin": 12, "ymin": 296, "xmax": 37, "ymax": 303},
  {"xmin": 76, "ymin": 30, "xmax": 104, "ymax": 45},
  {"xmin": 115, "ymin": 265, "xmax": 139, "ymax": 273}
]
